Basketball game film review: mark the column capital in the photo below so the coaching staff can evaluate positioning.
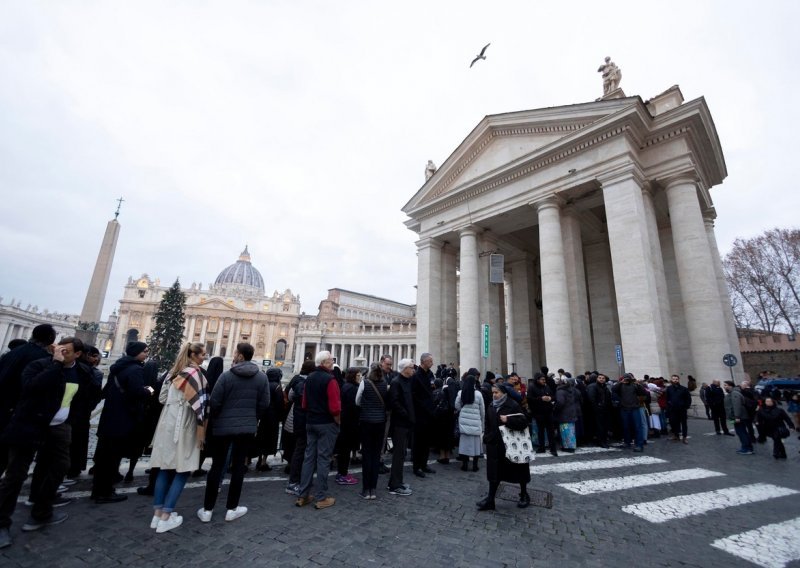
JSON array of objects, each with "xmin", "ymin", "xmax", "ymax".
[
  {"xmin": 531, "ymin": 195, "xmax": 564, "ymax": 213},
  {"xmin": 597, "ymin": 165, "xmax": 646, "ymax": 188},
  {"xmin": 702, "ymin": 208, "xmax": 718, "ymax": 225},
  {"xmin": 663, "ymin": 174, "xmax": 699, "ymax": 191},
  {"xmin": 415, "ymin": 237, "xmax": 445, "ymax": 250},
  {"xmin": 458, "ymin": 225, "xmax": 481, "ymax": 238}
]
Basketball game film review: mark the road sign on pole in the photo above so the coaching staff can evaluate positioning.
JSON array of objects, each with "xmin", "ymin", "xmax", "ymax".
[
  {"xmin": 722, "ymin": 353, "xmax": 738, "ymax": 383},
  {"xmin": 614, "ymin": 344, "xmax": 623, "ymax": 377},
  {"xmin": 482, "ymin": 324, "xmax": 490, "ymax": 359}
]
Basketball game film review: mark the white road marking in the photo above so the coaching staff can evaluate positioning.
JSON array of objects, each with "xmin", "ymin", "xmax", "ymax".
[
  {"xmin": 535, "ymin": 446, "xmax": 619, "ymax": 459},
  {"xmin": 622, "ymin": 483, "xmax": 798, "ymax": 523},
  {"xmin": 531, "ymin": 456, "xmax": 666, "ymax": 474},
  {"xmin": 557, "ymin": 468, "xmax": 725, "ymax": 495},
  {"xmin": 711, "ymin": 516, "xmax": 800, "ymax": 568}
]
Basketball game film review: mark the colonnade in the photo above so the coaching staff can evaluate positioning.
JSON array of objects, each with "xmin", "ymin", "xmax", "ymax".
[
  {"xmin": 415, "ymin": 174, "xmax": 743, "ymax": 381},
  {"xmin": 293, "ymin": 339, "xmax": 416, "ymax": 369}
]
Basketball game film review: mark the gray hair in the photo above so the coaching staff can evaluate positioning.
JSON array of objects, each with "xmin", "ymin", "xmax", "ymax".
[
  {"xmin": 398, "ymin": 358, "xmax": 415, "ymax": 372},
  {"xmin": 420, "ymin": 352, "xmax": 433, "ymax": 363},
  {"xmin": 315, "ymin": 350, "xmax": 332, "ymax": 366}
]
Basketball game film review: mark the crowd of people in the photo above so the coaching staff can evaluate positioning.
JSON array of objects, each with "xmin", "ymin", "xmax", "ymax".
[{"xmin": 0, "ymin": 325, "xmax": 797, "ymax": 548}]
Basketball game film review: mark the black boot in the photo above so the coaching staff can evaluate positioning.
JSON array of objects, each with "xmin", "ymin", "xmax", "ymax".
[
  {"xmin": 476, "ymin": 496, "xmax": 495, "ymax": 511},
  {"xmin": 472, "ymin": 456, "xmax": 479, "ymax": 472},
  {"xmin": 517, "ymin": 490, "xmax": 530, "ymax": 509},
  {"xmin": 460, "ymin": 457, "xmax": 468, "ymax": 472}
]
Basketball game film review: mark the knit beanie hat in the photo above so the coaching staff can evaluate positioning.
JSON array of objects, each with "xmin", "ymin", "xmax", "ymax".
[{"xmin": 126, "ymin": 341, "xmax": 148, "ymax": 357}]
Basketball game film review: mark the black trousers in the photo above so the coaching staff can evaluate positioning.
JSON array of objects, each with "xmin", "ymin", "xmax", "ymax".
[
  {"xmin": 669, "ymin": 408, "xmax": 688, "ymax": 438},
  {"xmin": 92, "ymin": 435, "xmax": 127, "ymax": 498},
  {"xmin": 0, "ymin": 423, "xmax": 71, "ymax": 529},
  {"xmin": 535, "ymin": 414, "xmax": 558, "ymax": 451},
  {"xmin": 594, "ymin": 411, "xmax": 610, "ymax": 446},
  {"xmin": 288, "ymin": 430, "xmax": 307, "ymax": 485},
  {"xmin": 412, "ymin": 424, "xmax": 431, "ymax": 471},
  {"xmin": 360, "ymin": 422, "xmax": 385, "ymax": 492},
  {"xmin": 711, "ymin": 404, "xmax": 730, "ymax": 434},
  {"xmin": 68, "ymin": 420, "xmax": 90, "ymax": 476},
  {"xmin": 203, "ymin": 434, "xmax": 252, "ymax": 511},
  {"xmin": 389, "ymin": 425, "xmax": 411, "ymax": 490}
]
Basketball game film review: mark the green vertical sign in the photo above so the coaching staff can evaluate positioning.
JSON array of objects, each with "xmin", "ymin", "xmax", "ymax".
[{"xmin": 482, "ymin": 324, "xmax": 490, "ymax": 358}]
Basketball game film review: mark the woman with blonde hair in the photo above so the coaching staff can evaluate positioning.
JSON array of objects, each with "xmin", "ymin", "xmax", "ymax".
[{"xmin": 148, "ymin": 342, "xmax": 209, "ymax": 533}]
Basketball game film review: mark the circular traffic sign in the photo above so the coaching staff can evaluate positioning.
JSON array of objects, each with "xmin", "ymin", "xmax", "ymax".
[{"xmin": 722, "ymin": 353, "xmax": 738, "ymax": 367}]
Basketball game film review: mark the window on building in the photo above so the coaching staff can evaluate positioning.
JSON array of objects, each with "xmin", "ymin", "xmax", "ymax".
[{"xmin": 138, "ymin": 290, "xmax": 145, "ymax": 298}]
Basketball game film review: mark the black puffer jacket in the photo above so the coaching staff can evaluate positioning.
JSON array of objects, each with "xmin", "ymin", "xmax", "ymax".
[{"xmin": 210, "ymin": 361, "xmax": 270, "ymax": 436}]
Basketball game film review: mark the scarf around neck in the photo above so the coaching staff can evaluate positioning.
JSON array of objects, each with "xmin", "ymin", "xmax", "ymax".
[
  {"xmin": 172, "ymin": 365, "xmax": 208, "ymax": 425},
  {"xmin": 492, "ymin": 393, "xmax": 507, "ymax": 409}
]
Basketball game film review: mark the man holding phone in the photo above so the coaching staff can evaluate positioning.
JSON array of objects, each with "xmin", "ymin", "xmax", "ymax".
[{"xmin": 0, "ymin": 336, "xmax": 95, "ymax": 549}]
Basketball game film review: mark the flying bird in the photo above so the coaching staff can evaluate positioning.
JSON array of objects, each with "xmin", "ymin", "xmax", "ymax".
[{"xmin": 470, "ymin": 43, "xmax": 491, "ymax": 68}]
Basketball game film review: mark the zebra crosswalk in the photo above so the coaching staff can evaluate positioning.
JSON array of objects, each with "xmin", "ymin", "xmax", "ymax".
[{"xmin": 531, "ymin": 448, "xmax": 800, "ymax": 567}]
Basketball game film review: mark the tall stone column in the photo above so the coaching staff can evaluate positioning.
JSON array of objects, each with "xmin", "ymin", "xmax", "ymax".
[
  {"xmin": 77, "ymin": 218, "xmax": 121, "ymax": 346},
  {"xmin": 478, "ymin": 233, "xmax": 507, "ymax": 373},
  {"xmin": 642, "ymin": 185, "xmax": 678, "ymax": 373},
  {"xmin": 562, "ymin": 207, "xmax": 594, "ymax": 372},
  {"xmin": 504, "ymin": 274, "xmax": 515, "ymax": 372},
  {"xmin": 199, "ymin": 318, "xmax": 208, "ymax": 345},
  {"xmin": 535, "ymin": 198, "xmax": 575, "ymax": 373},
  {"xmin": 415, "ymin": 238, "xmax": 443, "ymax": 359},
  {"xmin": 509, "ymin": 257, "xmax": 539, "ymax": 379},
  {"xmin": 602, "ymin": 173, "xmax": 669, "ymax": 377},
  {"xmin": 665, "ymin": 177, "xmax": 731, "ymax": 380},
  {"xmin": 225, "ymin": 319, "xmax": 236, "ymax": 357},
  {"xmin": 0, "ymin": 321, "xmax": 12, "ymax": 349},
  {"xmin": 441, "ymin": 245, "xmax": 458, "ymax": 366},
  {"xmin": 585, "ymin": 241, "xmax": 622, "ymax": 375},
  {"xmin": 187, "ymin": 316, "xmax": 197, "ymax": 342},
  {"xmin": 458, "ymin": 227, "xmax": 481, "ymax": 372}
]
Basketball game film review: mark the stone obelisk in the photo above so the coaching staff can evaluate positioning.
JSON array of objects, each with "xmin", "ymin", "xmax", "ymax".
[{"xmin": 76, "ymin": 199, "xmax": 123, "ymax": 346}]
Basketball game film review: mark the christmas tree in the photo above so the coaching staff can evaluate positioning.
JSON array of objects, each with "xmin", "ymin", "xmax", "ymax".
[{"xmin": 148, "ymin": 279, "xmax": 187, "ymax": 371}]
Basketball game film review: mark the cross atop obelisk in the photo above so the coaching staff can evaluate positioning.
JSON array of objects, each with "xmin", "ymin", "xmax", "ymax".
[{"xmin": 114, "ymin": 196, "xmax": 124, "ymax": 219}]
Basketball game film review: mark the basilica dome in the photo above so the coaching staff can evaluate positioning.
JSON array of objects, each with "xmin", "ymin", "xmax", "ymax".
[{"xmin": 214, "ymin": 246, "xmax": 265, "ymax": 296}]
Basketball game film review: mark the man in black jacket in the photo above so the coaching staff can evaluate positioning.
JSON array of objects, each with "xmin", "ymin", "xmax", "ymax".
[
  {"xmin": 387, "ymin": 359, "xmax": 416, "ymax": 495},
  {"xmin": 0, "ymin": 336, "xmax": 93, "ymax": 549},
  {"xmin": 91, "ymin": 341, "xmax": 154, "ymax": 503},
  {"xmin": 198, "ymin": 343, "xmax": 269, "ymax": 523},
  {"xmin": 665, "ymin": 375, "xmax": 692, "ymax": 443},
  {"xmin": 0, "ymin": 324, "xmax": 56, "ymax": 475},
  {"xmin": 586, "ymin": 374, "xmax": 613, "ymax": 448},
  {"xmin": 411, "ymin": 353, "xmax": 436, "ymax": 477},
  {"xmin": 707, "ymin": 379, "xmax": 733, "ymax": 436},
  {"xmin": 527, "ymin": 373, "xmax": 558, "ymax": 455}
]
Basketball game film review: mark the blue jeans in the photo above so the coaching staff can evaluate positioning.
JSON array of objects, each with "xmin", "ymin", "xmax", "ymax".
[
  {"xmin": 153, "ymin": 470, "xmax": 189, "ymax": 513},
  {"xmin": 299, "ymin": 422, "xmax": 339, "ymax": 500},
  {"xmin": 734, "ymin": 420, "xmax": 753, "ymax": 452},
  {"xmin": 620, "ymin": 408, "xmax": 644, "ymax": 448}
]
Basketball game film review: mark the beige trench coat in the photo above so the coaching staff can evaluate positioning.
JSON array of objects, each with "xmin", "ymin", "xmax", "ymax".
[{"xmin": 149, "ymin": 373, "xmax": 201, "ymax": 473}]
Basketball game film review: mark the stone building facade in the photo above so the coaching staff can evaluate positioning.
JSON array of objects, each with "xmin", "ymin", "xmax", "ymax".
[
  {"xmin": 403, "ymin": 86, "xmax": 743, "ymax": 382},
  {"xmin": 0, "ymin": 299, "xmax": 115, "ymax": 353},
  {"xmin": 112, "ymin": 248, "xmax": 301, "ymax": 366},
  {"xmin": 293, "ymin": 288, "xmax": 416, "ymax": 369}
]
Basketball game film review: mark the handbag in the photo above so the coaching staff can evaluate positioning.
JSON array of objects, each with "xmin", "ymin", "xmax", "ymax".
[
  {"xmin": 776, "ymin": 424, "xmax": 791, "ymax": 439},
  {"xmin": 498, "ymin": 413, "xmax": 535, "ymax": 464}
]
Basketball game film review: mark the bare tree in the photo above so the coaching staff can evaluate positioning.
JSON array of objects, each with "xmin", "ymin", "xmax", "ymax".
[{"xmin": 723, "ymin": 228, "xmax": 800, "ymax": 334}]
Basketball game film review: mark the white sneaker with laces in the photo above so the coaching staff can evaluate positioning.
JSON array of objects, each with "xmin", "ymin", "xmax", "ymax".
[
  {"xmin": 225, "ymin": 506, "xmax": 248, "ymax": 521},
  {"xmin": 156, "ymin": 514, "xmax": 183, "ymax": 533},
  {"xmin": 151, "ymin": 512, "xmax": 178, "ymax": 529},
  {"xmin": 197, "ymin": 508, "xmax": 213, "ymax": 523}
]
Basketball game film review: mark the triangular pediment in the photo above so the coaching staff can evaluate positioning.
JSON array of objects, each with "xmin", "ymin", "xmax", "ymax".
[
  {"xmin": 195, "ymin": 298, "xmax": 237, "ymax": 311},
  {"xmin": 403, "ymin": 98, "xmax": 639, "ymax": 214}
]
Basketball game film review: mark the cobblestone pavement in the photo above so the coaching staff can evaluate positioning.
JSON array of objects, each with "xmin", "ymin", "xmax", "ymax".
[{"xmin": 2, "ymin": 417, "xmax": 799, "ymax": 568}]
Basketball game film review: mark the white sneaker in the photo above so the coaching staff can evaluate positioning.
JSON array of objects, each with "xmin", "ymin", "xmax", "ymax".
[
  {"xmin": 155, "ymin": 514, "xmax": 183, "ymax": 533},
  {"xmin": 225, "ymin": 506, "xmax": 248, "ymax": 521},
  {"xmin": 197, "ymin": 508, "xmax": 212, "ymax": 523},
  {"xmin": 150, "ymin": 512, "xmax": 177, "ymax": 529}
]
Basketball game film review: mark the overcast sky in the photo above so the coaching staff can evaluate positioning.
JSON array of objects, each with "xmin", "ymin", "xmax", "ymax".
[{"xmin": 1, "ymin": 1, "xmax": 798, "ymax": 320}]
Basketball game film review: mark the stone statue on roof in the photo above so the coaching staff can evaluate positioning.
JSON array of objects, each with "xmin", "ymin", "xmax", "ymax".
[
  {"xmin": 598, "ymin": 56, "xmax": 622, "ymax": 95},
  {"xmin": 425, "ymin": 160, "xmax": 437, "ymax": 181}
]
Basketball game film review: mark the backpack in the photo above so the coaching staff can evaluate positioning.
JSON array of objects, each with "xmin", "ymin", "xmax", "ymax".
[
  {"xmin": 741, "ymin": 391, "xmax": 758, "ymax": 415},
  {"xmin": 433, "ymin": 388, "xmax": 451, "ymax": 417}
]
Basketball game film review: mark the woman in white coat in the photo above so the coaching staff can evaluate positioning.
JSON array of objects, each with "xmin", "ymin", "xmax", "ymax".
[
  {"xmin": 148, "ymin": 342, "xmax": 209, "ymax": 533},
  {"xmin": 455, "ymin": 375, "xmax": 485, "ymax": 472}
]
